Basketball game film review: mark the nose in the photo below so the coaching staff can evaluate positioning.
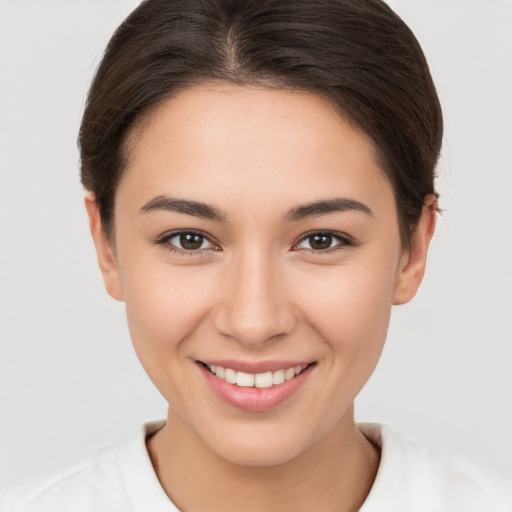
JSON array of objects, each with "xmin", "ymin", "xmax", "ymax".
[{"xmin": 212, "ymin": 248, "xmax": 297, "ymax": 347}]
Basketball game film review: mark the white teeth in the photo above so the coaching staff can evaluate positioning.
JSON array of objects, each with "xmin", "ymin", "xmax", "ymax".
[
  {"xmin": 255, "ymin": 372, "xmax": 273, "ymax": 388},
  {"xmin": 236, "ymin": 371, "xmax": 255, "ymax": 387},
  {"xmin": 273, "ymin": 369, "xmax": 285, "ymax": 385},
  {"xmin": 206, "ymin": 363, "xmax": 309, "ymax": 388},
  {"xmin": 224, "ymin": 368, "xmax": 237, "ymax": 384},
  {"xmin": 285, "ymin": 367, "xmax": 295, "ymax": 381}
]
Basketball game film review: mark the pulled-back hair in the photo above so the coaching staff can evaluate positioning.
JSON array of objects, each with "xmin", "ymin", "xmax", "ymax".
[{"xmin": 79, "ymin": 0, "xmax": 443, "ymax": 248}]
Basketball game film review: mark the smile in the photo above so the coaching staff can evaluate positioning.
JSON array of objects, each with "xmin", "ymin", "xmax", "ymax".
[
  {"xmin": 205, "ymin": 364, "xmax": 307, "ymax": 388},
  {"xmin": 198, "ymin": 361, "xmax": 315, "ymax": 412}
]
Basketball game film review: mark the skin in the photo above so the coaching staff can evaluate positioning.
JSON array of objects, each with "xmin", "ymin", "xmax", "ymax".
[{"xmin": 85, "ymin": 85, "xmax": 436, "ymax": 511}]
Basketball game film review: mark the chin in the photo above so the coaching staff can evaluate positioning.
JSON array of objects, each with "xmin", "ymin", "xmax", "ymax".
[
  {"xmin": 199, "ymin": 421, "xmax": 319, "ymax": 468},
  {"xmin": 215, "ymin": 438, "xmax": 305, "ymax": 468}
]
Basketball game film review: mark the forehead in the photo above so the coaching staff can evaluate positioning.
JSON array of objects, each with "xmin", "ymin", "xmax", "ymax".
[{"xmin": 118, "ymin": 85, "xmax": 395, "ymax": 219}]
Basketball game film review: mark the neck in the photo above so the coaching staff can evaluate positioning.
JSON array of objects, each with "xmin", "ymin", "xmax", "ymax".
[{"xmin": 147, "ymin": 406, "xmax": 380, "ymax": 512}]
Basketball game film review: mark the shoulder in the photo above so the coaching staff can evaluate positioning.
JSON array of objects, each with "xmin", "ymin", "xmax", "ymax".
[
  {"xmin": 0, "ymin": 421, "xmax": 175, "ymax": 512},
  {"xmin": 0, "ymin": 443, "xmax": 129, "ymax": 512},
  {"xmin": 359, "ymin": 423, "xmax": 512, "ymax": 512}
]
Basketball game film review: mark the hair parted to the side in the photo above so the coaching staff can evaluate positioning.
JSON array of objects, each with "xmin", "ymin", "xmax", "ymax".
[{"xmin": 79, "ymin": 0, "xmax": 443, "ymax": 248}]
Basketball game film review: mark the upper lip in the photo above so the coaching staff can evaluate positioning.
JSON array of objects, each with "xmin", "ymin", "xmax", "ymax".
[{"xmin": 198, "ymin": 359, "xmax": 315, "ymax": 374}]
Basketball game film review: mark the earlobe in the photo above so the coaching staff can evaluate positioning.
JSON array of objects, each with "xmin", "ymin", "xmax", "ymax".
[
  {"xmin": 84, "ymin": 192, "xmax": 124, "ymax": 302},
  {"xmin": 392, "ymin": 194, "xmax": 437, "ymax": 305}
]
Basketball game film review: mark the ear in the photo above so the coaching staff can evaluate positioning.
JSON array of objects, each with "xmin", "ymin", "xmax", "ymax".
[
  {"xmin": 393, "ymin": 194, "xmax": 438, "ymax": 305},
  {"xmin": 84, "ymin": 192, "xmax": 124, "ymax": 302}
]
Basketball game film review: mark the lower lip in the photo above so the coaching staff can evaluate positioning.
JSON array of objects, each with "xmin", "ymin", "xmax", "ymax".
[{"xmin": 198, "ymin": 363, "xmax": 315, "ymax": 412}]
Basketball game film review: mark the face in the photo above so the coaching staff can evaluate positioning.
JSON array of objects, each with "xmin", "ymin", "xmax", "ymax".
[{"xmin": 87, "ymin": 85, "xmax": 433, "ymax": 466}]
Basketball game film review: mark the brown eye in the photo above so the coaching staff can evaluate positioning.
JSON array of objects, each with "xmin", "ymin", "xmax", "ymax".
[
  {"xmin": 296, "ymin": 232, "xmax": 350, "ymax": 252},
  {"xmin": 308, "ymin": 234, "xmax": 333, "ymax": 251},
  {"xmin": 180, "ymin": 233, "xmax": 204, "ymax": 250},
  {"xmin": 163, "ymin": 231, "xmax": 214, "ymax": 252}
]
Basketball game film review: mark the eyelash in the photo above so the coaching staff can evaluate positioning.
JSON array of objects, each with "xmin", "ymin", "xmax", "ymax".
[
  {"xmin": 153, "ymin": 230, "xmax": 355, "ymax": 256},
  {"xmin": 153, "ymin": 230, "xmax": 219, "ymax": 256},
  {"xmin": 292, "ymin": 231, "xmax": 355, "ymax": 254}
]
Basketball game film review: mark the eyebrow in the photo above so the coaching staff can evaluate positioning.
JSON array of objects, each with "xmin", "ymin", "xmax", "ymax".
[
  {"xmin": 139, "ymin": 195, "xmax": 373, "ymax": 223},
  {"xmin": 140, "ymin": 196, "xmax": 227, "ymax": 222},
  {"xmin": 284, "ymin": 197, "xmax": 374, "ymax": 222}
]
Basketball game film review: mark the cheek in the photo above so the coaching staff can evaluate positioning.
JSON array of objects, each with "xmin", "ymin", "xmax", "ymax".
[
  {"xmin": 120, "ymin": 260, "xmax": 214, "ymax": 389},
  {"xmin": 286, "ymin": 259, "xmax": 398, "ymax": 428},
  {"xmin": 292, "ymin": 252, "xmax": 399, "ymax": 367}
]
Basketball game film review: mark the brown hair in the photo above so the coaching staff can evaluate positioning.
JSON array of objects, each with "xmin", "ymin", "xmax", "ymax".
[{"xmin": 79, "ymin": 0, "xmax": 443, "ymax": 248}]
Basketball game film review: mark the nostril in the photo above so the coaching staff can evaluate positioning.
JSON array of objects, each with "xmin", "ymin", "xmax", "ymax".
[{"xmin": 212, "ymin": 303, "xmax": 297, "ymax": 346}]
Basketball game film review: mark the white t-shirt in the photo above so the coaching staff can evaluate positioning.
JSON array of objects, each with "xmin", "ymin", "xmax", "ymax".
[{"xmin": 1, "ymin": 421, "xmax": 510, "ymax": 511}]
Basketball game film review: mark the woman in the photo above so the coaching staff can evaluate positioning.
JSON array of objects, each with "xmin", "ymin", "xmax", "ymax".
[{"xmin": 1, "ymin": 0, "xmax": 510, "ymax": 510}]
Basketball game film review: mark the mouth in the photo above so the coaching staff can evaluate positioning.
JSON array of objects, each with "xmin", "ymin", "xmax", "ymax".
[
  {"xmin": 199, "ymin": 361, "xmax": 311, "ymax": 388},
  {"xmin": 197, "ymin": 360, "xmax": 316, "ymax": 412}
]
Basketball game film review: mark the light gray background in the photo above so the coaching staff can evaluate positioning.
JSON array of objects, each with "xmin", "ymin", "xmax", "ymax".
[{"xmin": 1, "ymin": 0, "xmax": 511, "ymax": 488}]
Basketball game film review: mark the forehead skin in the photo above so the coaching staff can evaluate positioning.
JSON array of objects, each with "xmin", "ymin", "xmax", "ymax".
[{"xmin": 116, "ymin": 85, "xmax": 397, "ymax": 235}]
